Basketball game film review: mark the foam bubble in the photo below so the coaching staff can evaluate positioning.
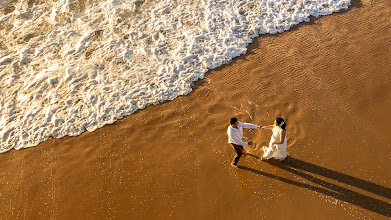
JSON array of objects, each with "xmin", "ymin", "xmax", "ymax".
[{"xmin": 0, "ymin": 0, "xmax": 350, "ymax": 153}]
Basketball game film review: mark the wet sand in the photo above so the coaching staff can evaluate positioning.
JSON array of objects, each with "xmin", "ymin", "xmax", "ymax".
[{"xmin": 1, "ymin": 0, "xmax": 391, "ymax": 219}]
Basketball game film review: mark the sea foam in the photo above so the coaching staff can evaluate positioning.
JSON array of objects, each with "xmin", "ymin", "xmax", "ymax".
[{"xmin": 0, "ymin": 0, "xmax": 350, "ymax": 153}]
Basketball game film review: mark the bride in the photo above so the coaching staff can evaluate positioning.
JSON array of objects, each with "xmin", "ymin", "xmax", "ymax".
[{"xmin": 259, "ymin": 118, "xmax": 287, "ymax": 161}]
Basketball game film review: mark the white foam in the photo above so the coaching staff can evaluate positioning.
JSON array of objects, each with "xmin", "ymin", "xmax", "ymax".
[{"xmin": 0, "ymin": 0, "xmax": 350, "ymax": 153}]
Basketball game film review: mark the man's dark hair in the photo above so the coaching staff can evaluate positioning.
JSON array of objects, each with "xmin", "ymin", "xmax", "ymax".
[{"xmin": 230, "ymin": 117, "xmax": 238, "ymax": 125}]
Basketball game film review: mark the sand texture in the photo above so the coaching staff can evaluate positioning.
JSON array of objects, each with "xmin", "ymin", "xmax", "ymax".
[{"xmin": 1, "ymin": 0, "xmax": 391, "ymax": 219}]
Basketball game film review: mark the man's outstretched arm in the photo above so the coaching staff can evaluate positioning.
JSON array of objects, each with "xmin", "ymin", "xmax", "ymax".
[{"xmin": 240, "ymin": 122, "xmax": 258, "ymax": 129}]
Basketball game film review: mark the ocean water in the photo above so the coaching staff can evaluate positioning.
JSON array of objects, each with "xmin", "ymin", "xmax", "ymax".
[{"xmin": 0, "ymin": 0, "xmax": 350, "ymax": 153}]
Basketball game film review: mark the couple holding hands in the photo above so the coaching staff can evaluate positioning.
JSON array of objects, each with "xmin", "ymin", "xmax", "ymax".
[{"xmin": 227, "ymin": 117, "xmax": 287, "ymax": 168}]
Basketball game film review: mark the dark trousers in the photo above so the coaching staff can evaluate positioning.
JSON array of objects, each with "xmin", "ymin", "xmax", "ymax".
[{"xmin": 230, "ymin": 143, "xmax": 243, "ymax": 165}]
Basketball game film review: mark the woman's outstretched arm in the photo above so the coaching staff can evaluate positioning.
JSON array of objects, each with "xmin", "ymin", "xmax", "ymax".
[{"xmin": 259, "ymin": 125, "xmax": 274, "ymax": 130}]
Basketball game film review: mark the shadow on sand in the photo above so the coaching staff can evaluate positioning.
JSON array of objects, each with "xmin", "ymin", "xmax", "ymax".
[{"xmin": 239, "ymin": 156, "xmax": 391, "ymax": 217}]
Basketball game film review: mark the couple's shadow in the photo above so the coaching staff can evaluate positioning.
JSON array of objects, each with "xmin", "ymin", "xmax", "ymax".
[{"xmin": 240, "ymin": 155, "xmax": 391, "ymax": 217}]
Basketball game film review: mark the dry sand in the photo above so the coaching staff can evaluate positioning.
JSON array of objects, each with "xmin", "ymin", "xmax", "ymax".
[{"xmin": 1, "ymin": 0, "xmax": 391, "ymax": 219}]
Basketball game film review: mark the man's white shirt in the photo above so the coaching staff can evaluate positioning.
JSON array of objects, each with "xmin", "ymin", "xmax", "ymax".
[{"xmin": 227, "ymin": 121, "xmax": 258, "ymax": 146}]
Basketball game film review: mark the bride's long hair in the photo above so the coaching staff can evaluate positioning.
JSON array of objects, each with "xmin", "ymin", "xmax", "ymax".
[{"xmin": 275, "ymin": 118, "xmax": 286, "ymax": 130}]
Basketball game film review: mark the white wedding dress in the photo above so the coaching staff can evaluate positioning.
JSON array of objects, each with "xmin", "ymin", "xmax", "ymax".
[{"xmin": 262, "ymin": 126, "xmax": 287, "ymax": 160}]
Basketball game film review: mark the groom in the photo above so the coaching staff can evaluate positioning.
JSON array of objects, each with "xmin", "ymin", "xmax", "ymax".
[{"xmin": 227, "ymin": 117, "xmax": 258, "ymax": 168}]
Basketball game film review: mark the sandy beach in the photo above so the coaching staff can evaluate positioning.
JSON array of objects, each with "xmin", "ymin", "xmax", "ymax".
[{"xmin": 1, "ymin": 0, "xmax": 391, "ymax": 219}]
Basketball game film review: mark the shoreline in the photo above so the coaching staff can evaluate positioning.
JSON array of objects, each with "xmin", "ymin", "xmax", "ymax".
[{"xmin": 0, "ymin": 0, "xmax": 358, "ymax": 155}]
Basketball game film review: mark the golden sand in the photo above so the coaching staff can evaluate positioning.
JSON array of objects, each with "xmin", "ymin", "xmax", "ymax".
[{"xmin": 1, "ymin": 0, "xmax": 390, "ymax": 219}]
